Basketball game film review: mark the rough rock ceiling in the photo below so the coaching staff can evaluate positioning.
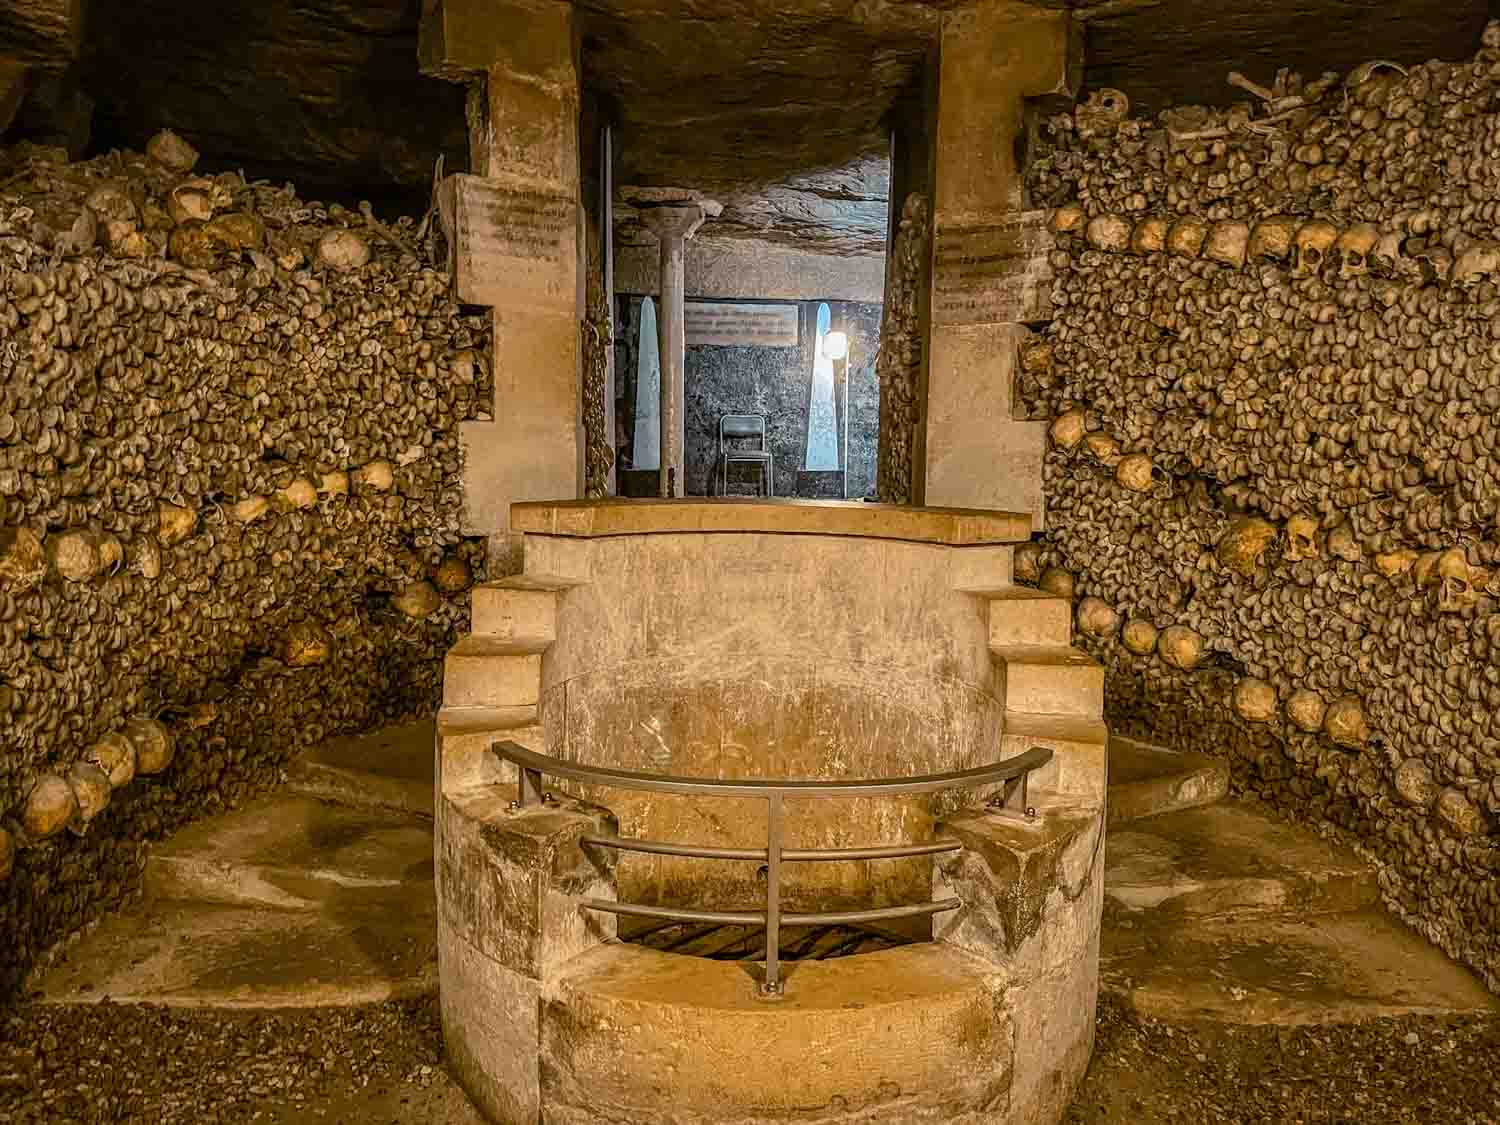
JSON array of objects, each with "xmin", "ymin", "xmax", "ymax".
[
  {"xmin": 614, "ymin": 152, "xmax": 890, "ymax": 255},
  {"xmin": 0, "ymin": 0, "xmax": 1495, "ymax": 227},
  {"xmin": 1077, "ymin": 0, "xmax": 1497, "ymax": 118}
]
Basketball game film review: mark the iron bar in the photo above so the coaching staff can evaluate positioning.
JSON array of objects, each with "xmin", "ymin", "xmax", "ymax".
[
  {"xmin": 764, "ymin": 792, "xmax": 784, "ymax": 997},
  {"xmin": 580, "ymin": 834, "xmax": 964, "ymax": 863},
  {"xmin": 576, "ymin": 897, "xmax": 961, "ymax": 928},
  {"xmin": 492, "ymin": 741, "xmax": 1052, "ymax": 799}
]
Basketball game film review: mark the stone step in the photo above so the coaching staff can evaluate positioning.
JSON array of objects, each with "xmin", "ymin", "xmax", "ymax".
[
  {"xmin": 1105, "ymin": 801, "xmax": 1378, "ymax": 919},
  {"xmin": 1001, "ymin": 711, "xmax": 1108, "ymax": 805},
  {"xmin": 470, "ymin": 576, "xmax": 569, "ymax": 640},
  {"xmin": 146, "ymin": 793, "xmax": 434, "ymax": 911},
  {"xmin": 35, "ymin": 892, "xmax": 437, "ymax": 1008},
  {"xmin": 1107, "ymin": 735, "xmax": 1229, "ymax": 823},
  {"xmin": 442, "ymin": 634, "xmax": 551, "ymax": 708},
  {"xmin": 1100, "ymin": 905, "xmax": 1499, "ymax": 1025},
  {"xmin": 286, "ymin": 718, "xmax": 436, "ymax": 817},
  {"xmin": 992, "ymin": 645, "xmax": 1103, "ymax": 717},
  {"xmin": 986, "ymin": 588, "xmax": 1073, "ymax": 648}
]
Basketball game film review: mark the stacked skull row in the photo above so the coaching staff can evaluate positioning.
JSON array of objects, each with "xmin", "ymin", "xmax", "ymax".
[
  {"xmin": 0, "ymin": 132, "xmax": 491, "ymax": 892},
  {"xmin": 1021, "ymin": 22, "xmax": 1500, "ymax": 992}
]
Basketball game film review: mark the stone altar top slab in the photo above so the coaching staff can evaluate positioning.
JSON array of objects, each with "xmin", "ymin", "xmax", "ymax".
[{"xmin": 510, "ymin": 498, "xmax": 1031, "ymax": 545}]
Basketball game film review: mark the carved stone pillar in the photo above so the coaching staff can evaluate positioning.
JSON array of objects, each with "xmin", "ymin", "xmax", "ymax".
[{"xmin": 637, "ymin": 201, "xmax": 717, "ymax": 497}]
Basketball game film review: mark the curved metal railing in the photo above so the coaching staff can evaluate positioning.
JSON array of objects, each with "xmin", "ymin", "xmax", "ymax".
[{"xmin": 490, "ymin": 739, "xmax": 1053, "ymax": 997}]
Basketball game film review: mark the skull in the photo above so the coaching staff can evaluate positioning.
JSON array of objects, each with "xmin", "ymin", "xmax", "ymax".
[
  {"xmin": 1050, "ymin": 204, "xmax": 1085, "ymax": 233},
  {"xmin": 1286, "ymin": 689, "xmax": 1326, "ymax": 733},
  {"xmin": 1157, "ymin": 625, "xmax": 1204, "ymax": 670},
  {"xmin": 1083, "ymin": 430, "xmax": 1122, "ymax": 465},
  {"xmin": 1130, "ymin": 216, "xmax": 1169, "ymax": 255},
  {"xmin": 1293, "ymin": 220, "xmax": 1340, "ymax": 277},
  {"xmin": 1166, "ymin": 216, "xmax": 1208, "ymax": 258},
  {"xmin": 1076, "ymin": 597, "xmax": 1120, "ymax": 637},
  {"xmin": 1284, "ymin": 514, "xmax": 1320, "ymax": 561},
  {"xmin": 1121, "ymin": 618, "xmax": 1159, "ymax": 655},
  {"xmin": 1452, "ymin": 241, "xmax": 1500, "ymax": 286},
  {"xmin": 1039, "ymin": 567, "xmax": 1075, "ymax": 600},
  {"xmin": 1322, "ymin": 697, "xmax": 1369, "ymax": 748},
  {"xmin": 1414, "ymin": 243, "xmax": 1453, "ymax": 281},
  {"xmin": 1248, "ymin": 216, "xmax": 1298, "ymax": 262},
  {"xmin": 1232, "ymin": 678, "xmax": 1277, "ymax": 723},
  {"xmin": 1372, "ymin": 230, "xmax": 1404, "ymax": 272},
  {"xmin": 1049, "ymin": 409, "xmax": 1087, "ymax": 450},
  {"xmin": 1116, "ymin": 453, "xmax": 1155, "ymax": 493},
  {"xmin": 1437, "ymin": 547, "xmax": 1476, "ymax": 612},
  {"xmin": 1216, "ymin": 516, "xmax": 1277, "ymax": 575},
  {"xmin": 1327, "ymin": 522, "xmax": 1361, "ymax": 563},
  {"xmin": 1013, "ymin": 542, "xmax": 1043, "ymax": 584},
  {"xmin": 1334, "ymin": 223, "xmax": 1379, "ymax": 278},
  {"xmin": 1085, "ymin": 214, "xmax": 1132, "ymax": 253},
  {"xmin": 1204, "ymin": 220, "xmax": 1250, "ymax": 268}
]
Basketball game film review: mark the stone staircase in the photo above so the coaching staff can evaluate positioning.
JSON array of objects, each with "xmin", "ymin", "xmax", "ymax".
[
  {"xmin": 33, "ymin": 721, "xmax": 440, "ymax": 1008},
  {"xmin": 1100, "ymin": 742, "xmax": 1497, "ymax": 1023},
  {"xmin": 31, "ymin": 572, "xmax": 1497, "ymax": 1023}
]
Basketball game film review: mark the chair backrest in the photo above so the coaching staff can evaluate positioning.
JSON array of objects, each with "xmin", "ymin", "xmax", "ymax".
[{"xmin": 720, "ymin": 414, "xmax": 767, "ymax": 449}]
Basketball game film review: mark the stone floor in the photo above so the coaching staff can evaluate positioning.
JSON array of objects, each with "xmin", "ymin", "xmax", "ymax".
[{"xmin": 10, "ymin": 720, "xmax": 1498, "ymax": 1122}]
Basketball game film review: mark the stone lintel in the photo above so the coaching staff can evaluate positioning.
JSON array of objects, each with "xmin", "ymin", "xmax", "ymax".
[
  {"xmin": 614, "ymin": 238, "xmax": 886, "ymax": 303},
  {"xmin": 419, "ymin": 0, "xmax": 575, "ymax": 85},
  {"xmin": 510, "ymin": 497, "xmax": 1032, "ymax": 545}
]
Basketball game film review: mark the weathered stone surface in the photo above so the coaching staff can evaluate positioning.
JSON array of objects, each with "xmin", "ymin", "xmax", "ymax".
[{"xmin": 0, "ymin": 0, "xmax": 79, "ymax": 67}]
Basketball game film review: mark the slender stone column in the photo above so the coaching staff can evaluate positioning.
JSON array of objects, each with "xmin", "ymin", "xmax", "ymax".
[{"xmin": 637, "ymin": 202, "xmax": 717, "ymax": 496}]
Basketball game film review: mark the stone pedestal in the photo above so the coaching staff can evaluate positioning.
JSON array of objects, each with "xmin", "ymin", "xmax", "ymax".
[
  {"xmin": 637, "ymin": 202, "xmax": 717, "ymax": 496},
  {"xmin": 924, "ymin": 0, "xmax": 1077, "ymax": 528}
]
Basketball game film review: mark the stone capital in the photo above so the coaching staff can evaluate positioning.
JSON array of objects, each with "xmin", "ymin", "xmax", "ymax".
[{"xmin": 636, "ymin": 201, "xmax": 719, "ymax": 245}]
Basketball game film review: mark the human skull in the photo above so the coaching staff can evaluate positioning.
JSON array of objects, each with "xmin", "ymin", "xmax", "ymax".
[
  {"xmin": 1232, "ymin": 678, "xmax": 1278, "ymax": 723},
  {"xmin": 1049, "ymin": 409, "xmax": 1087, "ymax": 451},
  {"xmin": 1039, "ymin": 567, "xmax": 1075, "ymax": 600},
  {"xmin": 1121, "ymin": 618, "xmax": 1159, "ymax": 655},
  {"xmin": 1157, "ymin": 625, "xmax": 1205, "ymax": 670},
  {"xmin": 1248, "ymin": 216, "xmax": 1298, "ymax": 262},
  {"xmin": 1293, "ymin": 221, "xmax": 1340, "ymax": 278},
  {"xmin": 1286, "ymin": 689, "xmax": 1327, "ymax": 733},
  {"xmin": 1284, "ymin": 515, "xmax": 1320, "ymax": 561},
  {"xmin": 1050, "ymin": 204, "xmax": 1085, "ymax": 233},
  {"xmin": 1372, "ymin": 230, "xmax": 1404, "ymax": 272},
  {"xmin": 1076, "ymin": 597, "xmax": 1120, "ymax": 637},
  {"xmin": 1322, "ymin": 696, "xmax": 1369, "ymax": 748},
  {"xmin": 1083, "ymin": 431, "xmax": 1122, "ymax": 465},
  {"xmin": 1437, "ymin": 547, "xmax": 1476, "ymax": 612},
  {"xmin": 1334, "ymin": 223, "xmax": 1379, "ymax": 278},
  {"xmin": 1204, "ymin": 221, "xmax": 1250, "ymax": 268},
  {"xmin": 1327, "ymin": 522, "xmax": 1362, "ymax": 563},
  {"xmin": 1166, "ymin": 216, "xmax": 1208, "ymax": 258},
  {"xmin": 1013, "ymin": 542, "xmax": 1043, "ymax": 584},
  {"xmin": 1116, "ymin": 454, "xmax": 1155, "ymax": 492},
  {"xmin": 1452, "ymin": 241, "xmax": 1500, "ymax": 286},
  {"xmin": 1216, "ymin": 517, "xmax": 1277, "ymax": 575},
  {"xmin": 1085, "ymin": 214, "xmax": 1132, "ymax": 253},
  {"xmin": 1130, "ymin": 216, "xmax": 1169, "ymax": 255}
]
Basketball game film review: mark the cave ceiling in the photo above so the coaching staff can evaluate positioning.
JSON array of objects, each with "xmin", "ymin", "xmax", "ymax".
[{"xmin": 0, "ymin": 0, "xmax": 1495, "ymax": 235}]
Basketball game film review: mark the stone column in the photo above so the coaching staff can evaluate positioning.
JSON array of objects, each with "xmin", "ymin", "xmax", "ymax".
[
  {"xmin": 421, "ymin": 0, "xmax": 583, "ymax": 572},
  {"xmin": 637, "ymin": 202, "xmax": 717, "ymax": 497},
  {"xmin": 924, "ymin": 0, "xmax": 1077, "ymax": 527}
]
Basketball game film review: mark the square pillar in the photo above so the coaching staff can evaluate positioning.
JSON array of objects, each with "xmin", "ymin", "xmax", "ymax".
[
  {"xmin": 424, "ymin": 0, "xmax": 583, "ymax": 572},
  {"xmin": 925, "ymin": 0, "xmax": 1077, "ymax": 528}
]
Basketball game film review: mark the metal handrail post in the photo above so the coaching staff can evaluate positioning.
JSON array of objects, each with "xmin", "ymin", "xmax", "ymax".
[{"xmin": 762, "ymin": 792, "xmax": 784, "ymax": 998}]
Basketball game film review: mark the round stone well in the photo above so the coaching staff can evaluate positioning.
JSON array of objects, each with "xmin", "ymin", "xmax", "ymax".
[{"xmin": 436, "ymin": 499, "xmax": 1107, "ymax": 1124}]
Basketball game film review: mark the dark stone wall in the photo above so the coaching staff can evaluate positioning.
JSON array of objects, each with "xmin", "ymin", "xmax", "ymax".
[
  {"xmin": 1023, "ymin": 24, "xmax": 1500, "ymax": 993},
  {"xmin": 614, "ymin": 297, "xmax": 881, "ymax": 499},
  {"xmin": 0, "ymin": 142, "xmax": 486, "ymax": 997}
]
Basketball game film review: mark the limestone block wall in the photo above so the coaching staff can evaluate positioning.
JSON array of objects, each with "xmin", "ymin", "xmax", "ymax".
[
  {"xmin": 1021, "ymin": 23, "xmax": 1500, "ymax": 991},
  {"xmin": 0, "ymin": 135, "xmax": 489, "ymax": 994}
]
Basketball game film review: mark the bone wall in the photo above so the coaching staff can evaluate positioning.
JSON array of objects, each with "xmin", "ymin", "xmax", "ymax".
[
  {"xmin": 1021, "ymin": 24, "xmax": 1500, "ymax": 992},
  {"xmin": 0, "ymin": 134, "xmax": 489, "ymax": 995}
]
